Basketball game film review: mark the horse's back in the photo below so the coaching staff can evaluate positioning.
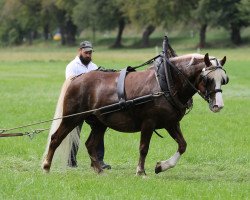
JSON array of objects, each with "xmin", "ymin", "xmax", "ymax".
[
  {"xmin": 67, "ymin": 69, "xmax": 159, "ymax": 104},
  {"xmin": 65, "ymin": 71, "xmax": 119, "ymax": 110}
]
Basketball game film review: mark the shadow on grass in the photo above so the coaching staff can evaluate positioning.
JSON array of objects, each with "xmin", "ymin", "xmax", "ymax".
[{"xmin": 154, "ymin": 164, "xmax": 248, "ymax": 183}]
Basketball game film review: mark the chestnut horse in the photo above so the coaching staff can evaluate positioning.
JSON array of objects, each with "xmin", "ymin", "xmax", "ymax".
[{"xmin": 42, "ymin": 53, "xmax": 229, "ymax": 175}]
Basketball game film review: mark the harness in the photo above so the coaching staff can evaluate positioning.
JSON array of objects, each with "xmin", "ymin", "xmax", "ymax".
[
  {"xmin": 98, "ymin": 66, "xmax": 159, "ymax": 115},
  {"xmin": 113, "ymin": 36, "xmax": 192, "ymax": 115},
  {"xmin": 155, "ymin": 37, "xmax": 191, "ymax": 112},
  {"xmin": 117, "ymin": 66, "xmax": 136, "ymax": 109},
  {"xmin": 104, "ymin": 36, "xmax": 184, "ymax": 115},
  {"xmin": 154, "ymin": 57, "xmax": 192, "ymax": 111}
]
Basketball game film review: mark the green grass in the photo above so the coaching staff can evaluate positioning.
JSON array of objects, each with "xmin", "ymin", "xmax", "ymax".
[{"xmin": 0, "ymin": 43, "xmax": 249, "ymax": 199}]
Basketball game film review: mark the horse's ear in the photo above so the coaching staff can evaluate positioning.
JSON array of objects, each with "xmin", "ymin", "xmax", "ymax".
[
  {"xmin": 204, "ymin": 53, "xmax": 211, "ymax": 67},
  {"xmin": 220, "ymin": 56, "xmax": 226, "ymax": 66}
]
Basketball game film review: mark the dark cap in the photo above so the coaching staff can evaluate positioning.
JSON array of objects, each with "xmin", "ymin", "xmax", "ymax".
[{"xmin": 79, "ymin": 41, "xmax": 93, "ymax": 51}]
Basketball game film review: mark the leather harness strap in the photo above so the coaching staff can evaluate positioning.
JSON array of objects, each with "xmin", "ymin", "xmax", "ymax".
[
  {"xmin": 161, "ymin": 36, "xmax": 188, "ymax": 111},
  {"xmin": 116, "ymin": 66, "xmax": 136, "ymax": 109},
  {"xmin": 117, "ymin": 68, "xmax": 127, "ymax": 106}
]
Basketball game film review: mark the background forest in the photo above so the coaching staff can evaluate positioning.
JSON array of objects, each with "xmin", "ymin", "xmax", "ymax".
[{"xmin": 0, "ymin": 0, "xmax": 249, "ymax": 48}]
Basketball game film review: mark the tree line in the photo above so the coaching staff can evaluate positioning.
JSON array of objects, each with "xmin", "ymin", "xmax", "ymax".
[{"xmin": 0, "ymin": 0, "xmax": 249, "ymax": 47}]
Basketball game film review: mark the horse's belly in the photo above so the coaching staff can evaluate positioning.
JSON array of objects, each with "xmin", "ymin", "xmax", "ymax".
[
  {"xmin": 98, "ymin": 112, "xmax": 141, "ymax": 132},
  {"xmin": 96, "ymin": 103, "xmax": 179, "ymax": 132}
]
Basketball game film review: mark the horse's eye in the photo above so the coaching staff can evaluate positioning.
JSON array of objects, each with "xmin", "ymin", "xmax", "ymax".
[
  {"xmin": 221, "ymin": 79, "xmax": 225, "ymax": 85},
  {"xmin": 222, "ymin": 77, "xmax": 229, "ymax": 85},
  {"xmin": 202, "ymin": 77, "xmax": 207, "ymax": 84},
  {"xmin": 207, "ymin": 77, "xmax": 213, "ymax": 84},
  {"xmin": 225, "ymin": 76, "xmax": 229, "ymax": 84}
]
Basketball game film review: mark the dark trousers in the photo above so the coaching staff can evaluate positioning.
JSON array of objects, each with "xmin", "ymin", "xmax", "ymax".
[{"xmin": 69, "ymin": 123, "xmax": 105, "ymax": 166}]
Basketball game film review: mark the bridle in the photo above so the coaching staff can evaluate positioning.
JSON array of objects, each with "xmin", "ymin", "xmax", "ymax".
[
  {"xmin": 200, "ymin": 58, "xmax": 226, "ymax": 102},
  {"xmin": 166, "ymin": 57, "xmax": 226, "ymax": 104}
]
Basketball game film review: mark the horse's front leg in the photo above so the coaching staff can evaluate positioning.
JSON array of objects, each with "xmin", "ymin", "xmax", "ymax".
[
  {"xmin": 136, "ymin": 120, "xmax": 154, "ymax": 176},
  {"xmin": 155, "ymin": 122, "xmax": 186, "ymax": 174}
]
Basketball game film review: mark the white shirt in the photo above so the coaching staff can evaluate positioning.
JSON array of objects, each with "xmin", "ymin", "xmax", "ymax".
[{"xmin": 65, "ymin": 56, "xmax": 98, "ymax": 79}]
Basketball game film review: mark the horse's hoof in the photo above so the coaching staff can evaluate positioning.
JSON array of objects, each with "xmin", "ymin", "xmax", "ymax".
[
  {"xmin": 155, "ymin": 162, "xmax": 162, "ymax": 174},
  {"xmin": 136, "ymin": 170, "xmax": 146, "ymax": 176},
  {"xmin": 42, "ymin": 163, "xmax": 50, "ymax": 173},
  {"xmin": 92, "ymin": 166, "xmax": 103, "ymax": 174},
  {"xmin": 91, "ymin": 163, "xmax": 103, "ymax": 174}
]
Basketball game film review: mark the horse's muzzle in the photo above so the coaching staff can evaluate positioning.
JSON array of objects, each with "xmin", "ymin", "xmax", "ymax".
[
  {"xmin": 212, "ymin": 105, "xmax": 223, "ymax": 112},
  {"xmin": 209, "ymin": 92, "xmax": 224, "ymax": 112}
]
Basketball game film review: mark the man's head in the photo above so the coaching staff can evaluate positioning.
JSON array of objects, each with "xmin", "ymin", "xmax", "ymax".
[{"xmin": 78, "ymin": 41, "xmax": 93, "ymax": 65}]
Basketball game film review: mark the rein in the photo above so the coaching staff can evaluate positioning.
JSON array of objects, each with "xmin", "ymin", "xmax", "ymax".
[
  {"xmin": 165, "ymin": 58, "xmax": 209, "ymax": 103},
  {"xmin": 131, "ymin": 55, "xmax": 161, "ymax": 70},
  {"xmin": 160, "ymin": 36, "xmax": 192, "ymax": 112},
  {"xmin": 162, "ymin": 54, "xmax": 225, "ymax": 104}
]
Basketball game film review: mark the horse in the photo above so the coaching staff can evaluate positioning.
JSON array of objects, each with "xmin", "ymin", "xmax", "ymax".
[{"xmin": 42, "ymin": 53, "xmax": 229, "ymax": 175}]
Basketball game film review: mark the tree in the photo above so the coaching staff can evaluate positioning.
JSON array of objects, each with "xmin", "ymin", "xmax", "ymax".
[
  {"xmin": 219, "ymin": 0, "xmax": 250, "ymax": 44},
  {"xmin": 19, "ymin": 0, "xmax": 42, "ymax": 45},
  {"xmin": 191, "ymin": 0, "xmax": 250, "ymax": 47},
  {"xmin": 41, "ymin": 0, "xmax": 78, "ymax": 45},
  {"xmin": 54, "ymin": 0, "xmax": 78, "ymax": 45},
  {"xmin": 123, "ymin": 0, "xmax": 197, "ymax": 47},
  {"xmin": 72, "ymin": 0, "xmax": 98, "ymax": 43},
  {"xmin": 41, "ymin": 0, "xmax": 58, "ymax": 40},
  {"xmin": 95, "ymin": 0, "xmax": 126, "ymax": 47},
  {"xmin": 238, "ymin": 0, "xmax": 250, "ymax": 25},
  {"xmin": 192, "ymin": 0, "xmax": 220, "ymax": 48},
  {"xmin": 0, "ymin": 0, "xmax": 22, "ymax": 45},
  {"xmin": 0, "ymin": 0, "xmax": 42, "ymax": 45},
  {"xmin": 122, "ymin": 0, "xmax": 163, "ymax": 47},
  {"xmin": 73, "ymin": 0, "xmax": 127, "ymax": 47}
]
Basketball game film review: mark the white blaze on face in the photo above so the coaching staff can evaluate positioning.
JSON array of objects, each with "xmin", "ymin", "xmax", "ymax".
[
  {"xmin": 215, "ymin": 92, "xmax": 224, "ymax": 108},
  {"xmin": 207, "ymin": 58, "xmax": 228, "ymax": 112},
  {"xmin": 213, "ymin": 69, "xmax": 225, "ymax": 109}
]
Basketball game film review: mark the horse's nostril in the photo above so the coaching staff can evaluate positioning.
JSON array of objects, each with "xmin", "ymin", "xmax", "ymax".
[
  {"xmin": 214, "ymin": 105, "xmax": 223, "ymax": 109},
  {"xmin": 213, "ymin": 105, "xmax": 218, "ymax": 110},
  {"xmin": 212, "ymin": 105, "xmax": 223, "ymax": 112}
]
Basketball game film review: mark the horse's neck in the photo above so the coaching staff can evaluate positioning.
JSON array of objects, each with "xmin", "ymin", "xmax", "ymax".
[
  {"xmin": 170, "ymin": 54, "xmax": 205, "ymax": 74},
  {"xmin": 170, "ymin": 54, "xmax": 205, "ymax": 103}
]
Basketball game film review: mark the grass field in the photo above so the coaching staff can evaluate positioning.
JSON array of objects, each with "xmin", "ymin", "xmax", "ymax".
[{"xmin": 0, "ymin": 39, "xmax": 249, "ymax": 199}]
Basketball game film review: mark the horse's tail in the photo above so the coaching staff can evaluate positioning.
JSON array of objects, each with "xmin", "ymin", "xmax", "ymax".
[{"xmin": 42, "ymin": 78, "xmax": 80, "ymax": 169}]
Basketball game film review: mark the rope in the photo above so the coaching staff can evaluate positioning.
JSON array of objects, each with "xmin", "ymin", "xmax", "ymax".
[
  {"xmin": 0, "ymin": 108, "xmax": 98, "ymax": 134},
  {"xmin": 165, "ymin": 58, "xmax": 209, "ymax": 102},
  {"xmin": 0, "ymin": 92, "xmax": 165, "ymax": 138},
  {"xmin": 0, "ymin": 128, "xmax": 49, "ymax": 139}
]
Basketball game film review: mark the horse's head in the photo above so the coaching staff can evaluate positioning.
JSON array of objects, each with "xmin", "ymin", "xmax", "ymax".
[{"xmin": 198, "ymin": 53, "xmax": 229, "ymax": 112}]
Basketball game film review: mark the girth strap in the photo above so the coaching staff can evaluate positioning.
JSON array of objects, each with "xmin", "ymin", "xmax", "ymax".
[
  {"xmin": 117, "ymin": 66, "xmax": 136, "ymax": 109},
  {"xmin": 117, "ymin": 68, "xmax": 127, "ymax": 104}
]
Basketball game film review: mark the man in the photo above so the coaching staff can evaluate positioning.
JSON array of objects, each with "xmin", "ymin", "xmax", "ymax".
[{"xmin": 65, "ymin": 41, "xmax": 111, "ymax": 170}]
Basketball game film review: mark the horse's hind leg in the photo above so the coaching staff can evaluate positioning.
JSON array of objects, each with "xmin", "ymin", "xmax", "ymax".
[
  {"xmin": 43, "ymin": 120, "xmax": 78, "ymax": 172},
  {"xmin": 155, "ymin": 122, "xmax": 187, "ymax": 174},
  {"xmin": 136, "ymin": 119, "xmax": 154, "ymax": 176},
  {"xmin": 85, "ymin": 122, "xmax": 107, "ymax": 173}
]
